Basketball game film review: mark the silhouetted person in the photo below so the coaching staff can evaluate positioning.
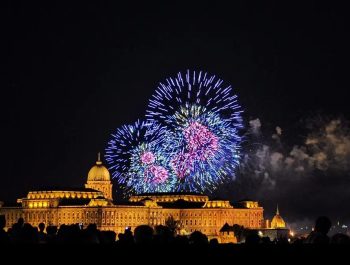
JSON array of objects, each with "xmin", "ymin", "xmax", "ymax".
[
  {"xmin": 21, "ymin": 223, "xmax": 38, "ymax": 244},
  {"xmin": 46, "ymin": 226, "xmax": 58, "ymax": 244},
  {"xmin": 99, "ymin": 231, "xmax": 116, "ymax": 244},
  {"xmin": 261, "ymin": 236, "xmax": 272, "ymax": 244},
  {"xmin": 0, "ymin": 215, "xmax": 10, "ymax": 244},
  {"xmin": 305, "ymin": 216, "xmax": 332, "ymax": 244},
  {"xmin": 209, "ymin": 238, "xmax": 219, "ymax": 247},
  {"xmin": 134, "ymin": 225, "xmax": 153, "ymax": 245},
  {"xmin": 10, "ymin": 217, "xmax": 25, "ymax": 243},
  {"xmin": 82, "ymin": 224, "xmax": 99, "ymax": 244},
  {"xmin": 189, "ymin": 231, "xmax": 208, "ymax": 246},
  {"xmin": 16, "ymin": 217, "xmax": 24, "ymax": 227},
  {"xmin": 153, "ymin": 225, "xmax": 173, "ymax": 245},
  {"xmin": 38, "ymin": 223, "xmax": 47, "ymax": 244}
]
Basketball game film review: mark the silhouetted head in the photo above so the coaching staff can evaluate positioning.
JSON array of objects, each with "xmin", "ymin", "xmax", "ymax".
[
  {"xmin": 118, "ymin": 233, "xmax": 124, "ymax": 241},
  {"xmin": 134, "ymin": 225, "xmax": 153, "ymax": 245},
  {"xmin": 209, "ymin": 238, "xmax": 219, "ymax": 246},
  {"xmin": 17, "ymin": 217, "xmax": 24, "ymax": 226},
  {"xmin": 314, "ymin": 216, "xmax": 332, "ymax": 235},
  {"xmin": 189, "ymin": 231, "xmax": 208, "ymax": 246},
  {"xmin": 87, "ymin": 223, "xmax": 97, "ymax": 231},
  {"xmin": 261, "ymin": 236, "xmax": 271, "ymax": 244},
  {"xmin": 0, "ymin": 215, "xmax": 5, "ymax": 229},
  {"xmin": 38, "ymin": 222, "xmax": 45, "ymax": 232}
]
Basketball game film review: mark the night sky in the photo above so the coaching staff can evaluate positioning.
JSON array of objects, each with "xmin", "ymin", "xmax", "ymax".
[{"xmin": 3, "ymin": 2, "xmax": 349, "ymax": 224}]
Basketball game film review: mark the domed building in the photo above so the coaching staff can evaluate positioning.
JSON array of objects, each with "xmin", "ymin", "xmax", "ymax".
[
  {"xmin": 271, "ymin": 205, "xmax": 286, "ymax": 229},
  {"xmin": 85, "ymin": 153, "xmax": 113, "ymax": 200},
  {"xmin": 0, "ymin": 154, "xmax": 268, "ymax": 242},
  {"xmin": 254, "ymin": 205, "xmax": 289, "ymax": 242}
]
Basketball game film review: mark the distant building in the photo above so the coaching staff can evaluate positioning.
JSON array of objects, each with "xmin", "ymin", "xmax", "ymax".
[
  {"xmin": 0, "ymin": 156, "xmax": 272, "ymax": 243},
  {"xmin": 271, "ymin": 205, "xmax": 286, "ymax": 229},
  {"xmin": 258, "ymin": 205, "xmax": 289, "ymax": 241}
]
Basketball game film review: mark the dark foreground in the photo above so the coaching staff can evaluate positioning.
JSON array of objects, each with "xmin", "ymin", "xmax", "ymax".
[{"xmin": 1, "ymin": 244, "xmax": 348, "ymax": 263}]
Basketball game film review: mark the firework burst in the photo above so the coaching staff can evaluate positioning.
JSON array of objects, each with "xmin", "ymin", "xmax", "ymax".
[
  {"xmin": 146, "ymin": 70, "xmax": 243, "ymax": 192},
  {"xmin": 146, "ymin": 70, "xmax": 243, "ymax": 127},
  {"xmin": 105, "ymin": 120, "xmax": 177, "ymax": 194}
]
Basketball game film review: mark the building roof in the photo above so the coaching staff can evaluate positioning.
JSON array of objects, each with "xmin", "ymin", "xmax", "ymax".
[
  {"xmin": 158, "ymin": 199, "xmax": 206, "ymax": 209},
  {"xmin": 231, "ymin": 199, "xmax": 259, "ymax": 209},
  {"xmin": 115, "ymin": 201, "xmax": 146, "ymax": 207},
  {"xmin": 87, "ymin": 153, "xmax": 111, "ymax": 182},
  {"xmin": 271, "ymin": 205, "xmax": 286, "ymax": 228},
  {"xmin": 220, "ymin": 223, "xmax": 232, "ymax": 232},
  {"xmin": 135, "ymin": 192, "xmax": 204, "ymax": 196},
  {"xmin": 59, "ymin": 198, "xmax": 92, "ymax": 206},
  {"xmin": 29, "ymin": 187, "xmax": 99, "ymax": 192}
]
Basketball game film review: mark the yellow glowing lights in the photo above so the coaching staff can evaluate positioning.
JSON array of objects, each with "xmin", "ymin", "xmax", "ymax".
[{"xmin": 27, "ymin": 200, "xmax": 49, "ymax": 208}]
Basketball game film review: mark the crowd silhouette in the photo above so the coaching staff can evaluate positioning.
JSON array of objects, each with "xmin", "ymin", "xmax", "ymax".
[{"xmin": 0, "ymin": 215, "xmax": 349, "ymax": 246}]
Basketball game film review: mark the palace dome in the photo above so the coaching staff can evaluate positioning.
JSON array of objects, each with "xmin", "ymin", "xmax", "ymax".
[
  {"xmin": 271, "ymin": 205, "xmax": 286, "ymax": 228},
  {"xmin": 87, "ymin": 154, "xmax": 111, "ymax": 182}
]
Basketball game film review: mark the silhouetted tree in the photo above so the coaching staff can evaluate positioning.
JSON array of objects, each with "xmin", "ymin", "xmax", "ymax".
[{"xmin": 165, "ymin": 215, "xmax": 180, "ymax": 236}]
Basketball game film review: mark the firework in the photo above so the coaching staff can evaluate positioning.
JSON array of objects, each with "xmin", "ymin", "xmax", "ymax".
[
  {"xmin": 146, "ymin": 70, "xmax": 243, "ymax": 128},
  {"xmin": 105, "ymin": 120, "xmax": 177, "ymax": 194},
  {"xmin": 146, "ymin": 71, "xmax": 243, "ymax": 192}
]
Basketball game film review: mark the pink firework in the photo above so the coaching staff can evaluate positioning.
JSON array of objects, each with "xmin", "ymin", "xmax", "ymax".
[
  {"xmin": 145, "ymin": 165, "xmax": 169, "ymax": 184},
  {"xmin": 140, "ymin": 151, "xmax": 156, "ymax": 165},
  {"xmin": 184, "ymin": 122, "xmax": 219, "ymax": 160},
  {"xmin": 170, "ymin": 152, "xmax": 195, "ymax": 178}
]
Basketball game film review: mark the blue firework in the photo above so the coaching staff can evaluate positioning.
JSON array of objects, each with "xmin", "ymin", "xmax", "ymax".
[
  {"xmin": 146, "ymin": 70, "xmax": 243, "ymax": 192},
  {"xmin": 146, "ymin": 70, "xmax": 243, "ymax": 128},
  {"xmin": 105, "ymin": 120, "xmax": 177, "ymax": 194}
]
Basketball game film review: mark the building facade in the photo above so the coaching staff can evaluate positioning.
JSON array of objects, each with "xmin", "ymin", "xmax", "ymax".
[{"xmin": 0, "ymin": 157, "xmax": 267, "ymax": 242}]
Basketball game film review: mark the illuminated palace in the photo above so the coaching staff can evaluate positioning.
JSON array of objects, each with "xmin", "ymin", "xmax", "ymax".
[{"xmin": 0, "ymin": 156, "xmax": 287, "ymax": 242}]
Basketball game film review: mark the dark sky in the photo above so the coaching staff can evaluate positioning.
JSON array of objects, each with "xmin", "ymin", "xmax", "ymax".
[{"xmin": 2, "ymin": 1, "xmax": 349, "ymax": 220}]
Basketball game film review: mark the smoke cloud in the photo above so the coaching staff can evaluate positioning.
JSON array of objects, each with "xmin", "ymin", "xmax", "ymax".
[{"xmin": 217, "ymin": 116, "xmax": 350, "ymax": 226}]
